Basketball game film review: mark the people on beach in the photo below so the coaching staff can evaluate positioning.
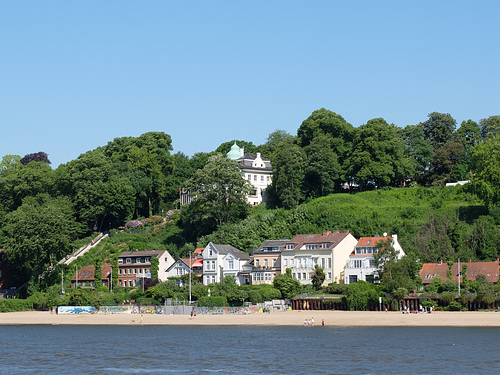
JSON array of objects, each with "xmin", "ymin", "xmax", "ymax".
[
  {"xmin": 322, "ymin": 319, "xmax": 325, "ymax": 326},
  {"xmin": 311, "ymin": 317, "xmax": 314, "ymax": 326}
]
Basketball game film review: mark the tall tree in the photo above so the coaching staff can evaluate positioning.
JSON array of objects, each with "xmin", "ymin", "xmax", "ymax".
[
  {"xmin": 20, "ymin": 152, "xmax": 51, "ymax": 166},
  {"xmin": 297, "ymin": 108, "xmax": 354, "ymax": 176},
  {"xmin": 419, "ymin": 112, "xmax": 456, "ymax": 150},
  {"xmin": 469, "ymin": 135, "xmax": 500, "ymax": 207},
  {"xmin": 0, "ymin": 195, "xmax": 82, "ymax": 283},
  {"xmin": 348, "ymin": 118, "xmax": 409, "ymax": 189},
  {"xmin": 181, "ymin": 154, "xmax": 252, "ymax": 239},
  {"xmin": 271, "ymin": 139, "xmax": 306, "ymax": 208},
  {"xmin": 479, "ymin": 115, "xmax": 500, "ymax": 141},
  {"xmin": 0, "ymin": 154, "xmax": 22, "ymax": 176},
  {"xmin": 455, "ymin": 119, "xmax": 481, "ymax": 148},
  {"xmin": 402, "ymin": 124, "xmax": 433, "ymax": 184},
  {"xmin": 430, "ymin": 142, "xmax": 466, "ymax": 185},
  {"xmin": 303, "ymin": 134, "xmax": 340, "ymax": 197}
]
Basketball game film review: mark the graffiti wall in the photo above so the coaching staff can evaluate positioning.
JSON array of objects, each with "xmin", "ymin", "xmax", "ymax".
[{"xmin": 58, "ymin": 306, "xmax": 98, "ymax": 314}]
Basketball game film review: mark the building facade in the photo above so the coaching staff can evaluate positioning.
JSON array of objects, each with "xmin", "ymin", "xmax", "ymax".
[
  {"xmin": 202, "ymin": 242, "xmax": 251, "ymax": 286},
  {"xmin": 251, "ymin": 239, "xmax": 289, "ymax": 285},
  {"xmin": 227, "ymin": 142, "xmax": 273, "ymax": 205},
  {"xmin": 281, "ymin": 231, "xmax": 358, "ymax": 285},
  {"xmin": 118, "ymin": 250, "xmax": 175, "ymax": 287},
  {"xmin": 344, "ymin": 234, "xmax": 405, "ymax": 284}
]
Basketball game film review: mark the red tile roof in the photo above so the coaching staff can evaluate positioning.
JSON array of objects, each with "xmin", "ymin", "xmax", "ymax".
[
  {"xmin": 356, "ymin": 236, "xmax": 391, "ymax": 247},
  {"xmin": 71, "ymin": 264, "xmax": 113, "ymax": 281},
  {"xmin": 420, "ymin": 260, "xmax": 500, "ymax": 284}
]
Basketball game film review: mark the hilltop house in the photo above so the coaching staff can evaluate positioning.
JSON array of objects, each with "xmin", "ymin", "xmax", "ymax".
[
  {"xmin": 71, "ymin": 264, "xmax": 113, "ymax": 288},
  {"xmin": 118, "ymin": 250, "xmax": 175, "ymax": 287},
  {"xmin": 202, "ymin": 242, "xmax": 251, "ymax": 286},
  {"xmin": 280, "ymin": 230, "xmax": 358, "ymax": 285},
  {"xmin": 420, "ymin": 259, "xmax": 500, "ymax": 285},
  {"xmin": 251, "ymin": 239, "xmax": 289, "ymax": 285},
  {"xmin": 226, "ymin": 142, "xmax": 273, "ymax": 205},
  {"xmin": 344, "ymin": 234, "xmax": 405, "ymax": 284}
]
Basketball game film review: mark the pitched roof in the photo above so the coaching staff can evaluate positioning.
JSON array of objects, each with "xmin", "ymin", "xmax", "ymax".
[
  {"xmin": 420, "ymin": 260, "xmax": 500, "ymax": 284},
  {"xmin": 356, "ymin": 236, "xmax": 391, "ymax": 247},
  {"xmin": 236, "ymin": 153, "xmax": 273, "ymax": 171},
  {"xmin": 118, "ymin": 250, "xmax": 167, "ymax": 258},
  {"xmin": 283, "ymin": 231, "xmax": 351, "ymax": 251},
  {"xmin": 210, "ymin": 244, "xmax": 250, "ymax": 260},
  {"xmin": 254, "ymin": 239, "xmax": 290, "ymax": 254},
  {"xmin": 71, "ymin": 264, "xmax": 112, "ymax": 281}
]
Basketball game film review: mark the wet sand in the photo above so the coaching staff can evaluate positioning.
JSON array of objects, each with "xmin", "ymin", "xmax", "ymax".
[{"xmin": 1, "ymin": 310, "xmax": 500, "ymax": 326}]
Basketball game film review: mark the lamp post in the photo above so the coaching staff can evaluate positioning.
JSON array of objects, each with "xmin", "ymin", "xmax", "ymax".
[{"xmin": 189, "ymin": 250, "xmax": 192, "ymax": 306}]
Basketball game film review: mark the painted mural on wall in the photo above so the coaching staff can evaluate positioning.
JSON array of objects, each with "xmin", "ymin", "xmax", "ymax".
[{"xmin": 58, "ymin": 306, "xmax": 98, "ymax": 314}]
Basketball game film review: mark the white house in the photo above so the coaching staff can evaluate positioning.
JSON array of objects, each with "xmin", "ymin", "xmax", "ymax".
[
  {"xmin": 280, "ymin": 230, "xmax": 358, "ymax": 285},
  {"xmin": 226, "ymin": 142, "xmax": 273, "ymax": 205},
  {"xmin": 344, "ymin": 234, "xmax": 405, "ymax": 284},
  {"xmin": 202, "ymin": 242, "xmax": 251, "ymax": 286}
]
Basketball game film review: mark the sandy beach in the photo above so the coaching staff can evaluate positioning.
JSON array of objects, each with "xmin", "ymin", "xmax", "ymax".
[{"xmin": 1, "ymin": 310, "xmax": 500, "ymax": 326}]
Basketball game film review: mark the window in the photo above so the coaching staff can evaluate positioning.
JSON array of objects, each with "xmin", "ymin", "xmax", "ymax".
[
  {"xmin": 286, "ymin": 244, "xmax": 294, "ymax": 250},
  {"xmin": 321, "ymin": 258, "xmax": 325, "ymax": 268},
  {"xmin": 290, "ymin": 259, "xmax": 294, "ymax": 267},
  {"xmin": 118, "ymin": 269, "xmax": 122, "ymax": 275},
  {"xmin": 305, "ymin": 244, "xmax": 318, "ymax": 249},
  {"xmin": 267, "ymin": 176, "xmax": 270, "ymax": 181},
  {"xmin": 302, "ymin": 272, "xmax": 307, "ymax": 280},
  {"xmin": 292, "ymin": 273, "xmax": 296, "ymax": 279},
  {"xmin": 297, "ymin": 273, "xmax": 301, "ymax": 280},
  {"xmin": 254, "ymin": 175, "xmax": 257, "ymax": 181},
  {"xmin": 349, "ymin": 275, "xmax": 358, "ymax": 284},
  {"xmin": 228, "ymin": 260, "xmax": 234, "ymax": 269},
  {"xmin": 354, "ymin": 260, "xmax": 362, "ymax": 268},
  {"xmin": 322, "ymin": 243, "xmax": 329, "ymax": 249},
  {"xmin": 327, "ymin": 272, "xmax": 332, "ymax": 280},
  {"xmin": 369, "ymin": 259, "xmax": 376, "ymax": 267},
  {"xmin": 255, "ymin": 259, "xmax": 259, "ymax": 267},
  {"xmin": 118, "ymin": 258, "xmax": 123, "ymax": 264},
  {"xmin": 128, "ymin": 268, "xmax": 132, "ymax": 274},
  {"xmin": 126, "ymin": 258, "xmax": 131, "ymax": 264},
  {"xmin": 264, "ymin": 259, "xmax": 268, "ymax": 267},
  {"xmin": 328, "ymin": 258, "xmax": 332, "ymax": 269},
  {"xmin": 273, "ymin": 259, "xmax": 277, "ymax": 267},
  {"xmin": 283, "ymin": 259, "xmax": 288, "ymax": 267}
]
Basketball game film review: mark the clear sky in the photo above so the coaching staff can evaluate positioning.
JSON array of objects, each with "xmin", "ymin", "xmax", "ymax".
[{"xmin": 1, "ymin": 1, "xmax": 499, "ymax": 167}]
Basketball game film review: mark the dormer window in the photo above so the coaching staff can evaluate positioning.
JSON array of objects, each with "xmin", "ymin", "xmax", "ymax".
[
  {"xmin": 305, "ymin": 244, "xmax": 318, "ymax": 250},
  {"xmin": 322, "ymin": 243, "xmax": 329, "ymax": 249},
  {"xmin": 286, "ymin": 244, "xmax": 294, "ymax": 250}
]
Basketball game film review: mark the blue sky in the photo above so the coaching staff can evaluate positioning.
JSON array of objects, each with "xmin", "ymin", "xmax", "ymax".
[{"xmin": 1, "ymin": 1, "xmax": 499, "ymax": 167}]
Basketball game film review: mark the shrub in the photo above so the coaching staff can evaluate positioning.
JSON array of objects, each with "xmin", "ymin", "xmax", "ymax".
[
  {"xmin": 198, "ymin": 296, "xmax": 227, "ymax": 307},
  {"xmin": 125, "ymin": 220, "xmax": 143, "ymax": 229},
  {"xmin": 447, "ymin": 301, "xmax": 463, "ymax": 311}
]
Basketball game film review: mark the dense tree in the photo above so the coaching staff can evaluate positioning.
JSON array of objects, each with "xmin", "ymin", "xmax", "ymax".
[
  {"xmin": 181, "ymin": 154, "xmax": 251, "ymax": 240},
  {"xmin": 0, "ymin": 195, "xmax": 82, "ymax": 283},
  {"xmin": 419, "ymin": 112, "xmax": 457, "ymax": 150},
  {"xmin": 260, "ymin": 129, "xmax": 294, "ymax": 159},
  {"xmin": 479, "ymin": 115, "xmax": 500, "ymax": 141},
  {"xmin": 273, "ymin": 268, "xmax": 301, "ymax": 298},
  {"xmin": 297, "ymin": 109, "xmax": 354, "ymax": 178},
  {"xmin": 469, "ymin": 135, "xmax": 500, "ymax": 207},
  {"xmin": 402, "ymin": 124, "xmax": 433, "ymax": 184},
  {"xmin": 348, "ymin": 118, "xmax": 409, "ymax": 189},
  {"xmin": 270, "ymin": 139, "xmax": 306, "ymax": 208},
  {"xmin": 455, "ymin": 119, "xmax": 481, "ymax": 148},
  {"xmin": 303, "ymin": 135, "xmax": 341, "ymax": 197},
  {"xmin": 20, "ymin": 152, "xmax": 51, "ymax": 166},
  {"xmin": 0, "ymin": 154, "xmax": 22, "ymax": 176},
  {"xmin": 430, "ymin": 142, "xmax": 466, "ymax": 185}
]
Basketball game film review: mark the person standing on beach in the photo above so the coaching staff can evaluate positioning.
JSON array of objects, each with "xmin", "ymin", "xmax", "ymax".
[
  {"xmin": 140, "ymin": 315, "xmax": 144, "ymax": 323},
  {"xmin": 322, "ymin": 319, "xmax": 325, "ymax": 326},
  {"xmin": 311, "ymin": 317, "xmax": 314, "ymax": 326}
]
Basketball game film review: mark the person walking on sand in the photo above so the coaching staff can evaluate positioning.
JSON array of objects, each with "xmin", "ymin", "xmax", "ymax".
[
  {"xmin": 304, "ymin": 319, "xmax": 307, "ymax": 326},
  {"xmin": 311, "ymin": 317, "xmax": 314, "ymax": 326},
  {"xmin": 140, "ymin": 314, "xmax": 143, "ymax": 323},
  {"xmin": 322, "ymin": 319, "xmax": 325, "ymax": 327}
]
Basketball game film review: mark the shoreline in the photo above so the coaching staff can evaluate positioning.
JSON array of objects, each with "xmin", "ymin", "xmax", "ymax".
[{"xmin": 1, "ymin": 310, "xmax": 500, "ymax": 327}]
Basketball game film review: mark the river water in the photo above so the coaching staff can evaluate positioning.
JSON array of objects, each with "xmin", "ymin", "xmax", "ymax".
[{"xmin": 0, "ymin": 325, "xmax": 498, "ymax": 374}]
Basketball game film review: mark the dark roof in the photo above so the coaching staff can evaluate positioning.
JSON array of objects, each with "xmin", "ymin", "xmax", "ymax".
[
  {"xmin": 211, "ymin": 244, "xmax": 251, "ymax": 260},
  {"xmin": 236, "ymin": 153, "xmax": 273, "ymax": 171},
  {"xmin": 283, "ymin": 231, "xmax": 351, "ymax": 251},
  {"xmin": 118, "ymin": 250, "xmax": 166, "ymax": 258},
  {"xmin": 254, "ymin": 239, "xmax": 290, "ymax": 254},
  {"xmin": 420, "ymin": 260, "xmax": 500, "ymax": 284}
]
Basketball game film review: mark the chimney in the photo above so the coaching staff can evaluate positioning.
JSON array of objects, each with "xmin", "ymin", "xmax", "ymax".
[
  {"xmin": 496, "ymin": 258, "xmax": 499, "ymax": 263},
  {"xmin": 323, "ymin": 230, "xmax": 332, "ymax": 236},
  {"xmin": 469, "ymin": 259, "xmax": 472, "ymax": 263}
]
